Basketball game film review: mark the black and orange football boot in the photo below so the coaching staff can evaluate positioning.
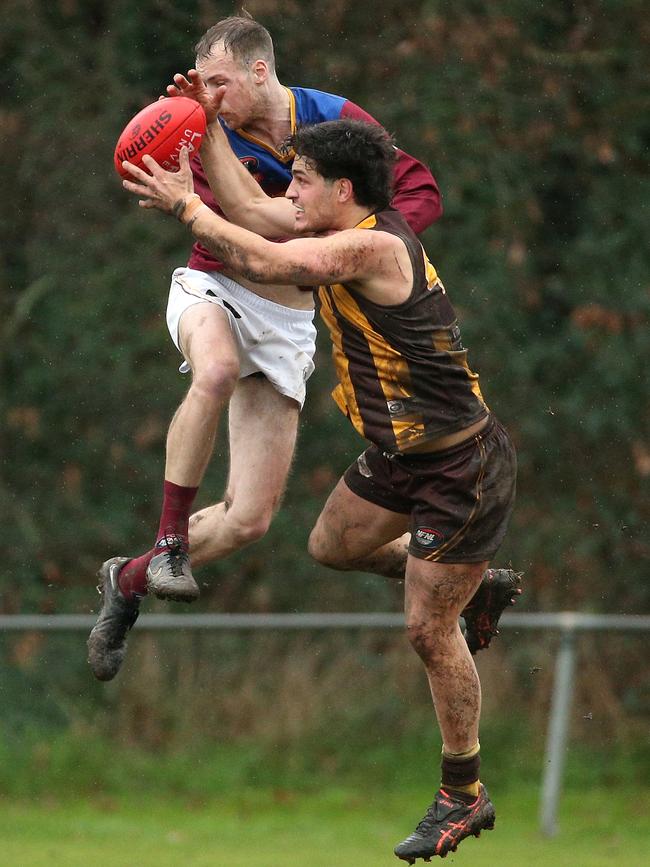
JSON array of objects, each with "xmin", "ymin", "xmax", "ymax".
[
  {"xmin": 394, "ymin": 785, "xmax": 495, "ymax": 862},
  {"xmin": 462, "ymin": 568, "xmax": 522, "ymax": 655}
]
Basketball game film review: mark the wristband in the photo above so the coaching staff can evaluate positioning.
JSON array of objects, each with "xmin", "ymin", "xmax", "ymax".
[
  {"xmin": 182, "ymin": 197, "xmax": 206, "ymax": 225},
  {"xmin": 172, "ymin": 193, "xmax": 202, "ymax": 222},
  {"xmin": 185, "ymin": 205, "xmax": 206, "ymax": 230}
]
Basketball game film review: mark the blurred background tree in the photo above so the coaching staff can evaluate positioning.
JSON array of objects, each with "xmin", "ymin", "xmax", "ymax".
[{"xmin": 1, "ymin": 0, "xmax": 649, "ymax": 764}]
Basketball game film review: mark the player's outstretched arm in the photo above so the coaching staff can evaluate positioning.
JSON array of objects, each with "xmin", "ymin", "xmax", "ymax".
[
  {"xmin": 201, "ymin": 120, "xmax": 297, "ymax": 238},
  {"xmin": 166, "ymin": 70, "xmax": 296, "ymax": 238},
  {"xmin": 122, "ymin": 150, "xmax": 409, "ymax": 298}
]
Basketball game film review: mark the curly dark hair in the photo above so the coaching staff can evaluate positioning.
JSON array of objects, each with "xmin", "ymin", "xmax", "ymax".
[{"xmin": 290, "ymin": 119, "xmax": 396, "ymax": 211}]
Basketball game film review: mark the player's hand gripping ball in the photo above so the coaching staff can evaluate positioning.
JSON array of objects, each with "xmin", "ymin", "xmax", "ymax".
[{"xmin": 114, "ymin": 96, "xmax": 206, "ymax": 179}]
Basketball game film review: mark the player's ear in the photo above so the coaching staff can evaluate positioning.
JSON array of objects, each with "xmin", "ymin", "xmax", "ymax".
[
  {"xmin": 252, "ymin": 59, "xmax": 268, "ymax": 83},
  {"xmin": 338, "ymin": 178, "xmax": 354, "ymax": 203}
]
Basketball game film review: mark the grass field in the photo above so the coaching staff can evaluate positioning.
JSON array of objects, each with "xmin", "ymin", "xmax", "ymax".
[{"xmin": 1, "ymin": 784, "xmax": 648, "ymax": 867}]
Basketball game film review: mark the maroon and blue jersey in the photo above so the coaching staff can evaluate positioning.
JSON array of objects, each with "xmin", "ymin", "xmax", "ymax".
[{"xmin": 188, "ymin": 86, "xmax": 443, "ymax": 272}]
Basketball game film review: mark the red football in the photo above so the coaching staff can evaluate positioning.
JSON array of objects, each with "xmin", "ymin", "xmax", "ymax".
[{"xmin": 114, "ymin": 96, "xmax": 206, "ymax": 179}]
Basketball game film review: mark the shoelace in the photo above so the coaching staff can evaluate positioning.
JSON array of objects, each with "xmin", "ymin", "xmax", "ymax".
[
  {"xmin": 161, "ymin": 543, "xmax": 189, "ymax": 578},
  {"xmin": 155, "ymin": 533, "xmax": 190, "ymax": 577}
]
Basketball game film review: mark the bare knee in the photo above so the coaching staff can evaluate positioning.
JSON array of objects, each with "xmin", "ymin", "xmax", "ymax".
[
  {"xmin": 307, "ymin": 526, "xmax": 356, "ymax": 570},
  {"xmin": 307, "ymin": 527, "xmax": 328, "ymax": 565},
  {"xmin": 226, "ymin": 508, "xmax": 273, "ymax": 549},
  {"xmin": 404, "ymin": 562, "xmax": 485, "ymax": 663},
  {"xmin": 191, "ymin": 358, "xmax": 239, "ymax": 405},
  {"xmin": 405, "ymin": 610, "xmax": 456, "ymax": 665}
]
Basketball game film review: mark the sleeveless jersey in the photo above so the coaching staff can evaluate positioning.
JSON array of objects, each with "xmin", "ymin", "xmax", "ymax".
[
  {"xmin": 318, "ymin": 208, "xmax": 488, "ymax": 454},
  {"xmin": 188, "ymin": 87, "xmax": 442, "ymax": 271}
]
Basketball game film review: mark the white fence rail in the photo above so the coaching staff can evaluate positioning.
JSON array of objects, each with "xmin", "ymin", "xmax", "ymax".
[{"xmin": 2, "ymin": 610, "xmax": 649, "ymax": 837}]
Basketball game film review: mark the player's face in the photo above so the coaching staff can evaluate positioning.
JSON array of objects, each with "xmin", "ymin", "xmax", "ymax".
[
  {"xmin": 286, "ymin": 157, "xmax": 340, "ymax": 233},
  {"xmin": 196, "ymin": 45, "xmax": 259, "ymax": 129}
]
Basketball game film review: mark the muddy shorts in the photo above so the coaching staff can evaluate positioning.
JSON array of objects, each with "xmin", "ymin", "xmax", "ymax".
[{"xmin": 343, "ymin": 416, "xmax": 517, "ymax": 563}]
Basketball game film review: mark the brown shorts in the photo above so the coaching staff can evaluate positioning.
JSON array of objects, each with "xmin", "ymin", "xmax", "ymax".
[{"xmin": 343, "ymin": 416, "xmax": 517, "ymax": 563}]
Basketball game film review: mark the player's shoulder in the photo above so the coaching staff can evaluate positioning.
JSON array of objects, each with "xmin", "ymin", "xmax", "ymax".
[
  {"xmin": 289, "ymin": 86, "xmax": 348, "ymax": 122},
  {"xmin": 359, "ymin": 209, "xmax": 419, "ymax": 266},
  {"xmin": 374, "ymin": 206, "xmax": 414, "ymax": 232},
  {"xmin": 335, "ymin": 220, "xmax": 404, "ymax": 257}
]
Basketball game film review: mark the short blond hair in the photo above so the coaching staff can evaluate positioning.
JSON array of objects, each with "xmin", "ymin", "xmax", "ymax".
[{"xmin": 195, "ymin": 13, "xmax": 275, "ymax": 72}]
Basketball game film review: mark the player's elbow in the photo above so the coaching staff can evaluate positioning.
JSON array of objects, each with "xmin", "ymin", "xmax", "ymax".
[
  {"xmin": 413, "ymin": 192, "xmax": 444, "ymax": 230},
  {"xmin": 391, "ymin": 190, "xmax": 443, "ymax": 234}
]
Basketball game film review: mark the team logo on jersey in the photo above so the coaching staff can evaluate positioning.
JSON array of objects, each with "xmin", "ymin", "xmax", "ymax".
[
  {"xmin": 414, "ymin": 527, "xmax": 444, "ymax": 549},
  {"xmin": 240, "ymin": 156, "xmax": 263, "ymax": 182},
  {"xmin": 387, "ymin": 399, "xmax": 407, "ymax": 416}
]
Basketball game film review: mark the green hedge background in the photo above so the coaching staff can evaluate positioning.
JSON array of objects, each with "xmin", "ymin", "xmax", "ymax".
[{"xmin": 1, "ymin": 0, "xmax": 649, "ymax": 750}]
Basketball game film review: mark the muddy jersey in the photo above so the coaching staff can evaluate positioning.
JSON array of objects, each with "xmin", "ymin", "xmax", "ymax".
[
  {"xmin": 188, "ymin": 87, "xmax": 442, "ymax": 271},
  {"xmin": 318, "ymin": 208, "xmax": 489, "ymax": 454}
]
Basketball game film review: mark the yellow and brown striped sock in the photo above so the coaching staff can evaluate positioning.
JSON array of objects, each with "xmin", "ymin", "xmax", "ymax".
[{"xmin": 441, "ymin": 742, "xmax": 481, "ymax": 802}]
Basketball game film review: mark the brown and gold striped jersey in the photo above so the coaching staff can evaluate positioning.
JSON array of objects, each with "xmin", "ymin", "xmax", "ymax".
[{"xmin": 318, "ymin": 208, "xmax": 488, "ymax": 454}]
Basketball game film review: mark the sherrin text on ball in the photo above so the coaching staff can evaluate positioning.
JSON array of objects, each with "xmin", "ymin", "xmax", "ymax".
[{"xmin": 114, "ymin": 96, "xmax": 206, "ymax": 179}]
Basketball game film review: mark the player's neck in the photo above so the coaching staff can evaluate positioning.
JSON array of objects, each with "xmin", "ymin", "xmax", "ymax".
[
  {"xmin": 242, "ymin": 80, "xmax": 291, "ymax": 149},
  {"xmin": 325, "ymin": 204, "xmax": 378, "ymax": 234},
  {"xmin": 346, "ymin": 205, "xmax": 379, "ymax": 230}
]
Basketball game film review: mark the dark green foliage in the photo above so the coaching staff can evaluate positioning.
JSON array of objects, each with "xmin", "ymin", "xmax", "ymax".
[{"xmin": 1, "ymin": 0, "xmax": 648, "ymax": 626}]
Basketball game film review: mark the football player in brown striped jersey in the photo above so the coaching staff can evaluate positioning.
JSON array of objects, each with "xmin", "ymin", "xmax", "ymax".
[{"xmin": 123, "ymin": 117, "xmax": 519, "ymax": 860}]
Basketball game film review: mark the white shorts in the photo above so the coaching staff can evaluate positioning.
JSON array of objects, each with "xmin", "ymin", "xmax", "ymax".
[{"xmin": 166, "ymin": 267, "xmax": 316, "ymax": 407}]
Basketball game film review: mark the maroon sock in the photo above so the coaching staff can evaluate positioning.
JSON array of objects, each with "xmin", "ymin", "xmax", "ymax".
[
  {"xmin": 118, "ymin": 480, "xmax": 199, "ymax": 601},
  {"xmin": 155, "ymin": 479, "xmax": 199, "ymax": 543},
  {"xmin": 117, "ymin": 549, "xmax": 155, "ymax": 600}
]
